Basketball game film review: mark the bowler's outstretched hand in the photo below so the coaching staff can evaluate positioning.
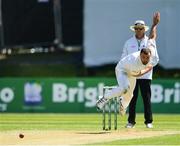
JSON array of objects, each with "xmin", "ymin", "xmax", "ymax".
[{"xmin": 153, "ymin": 12, "xmax": 160, "ymax": 26}]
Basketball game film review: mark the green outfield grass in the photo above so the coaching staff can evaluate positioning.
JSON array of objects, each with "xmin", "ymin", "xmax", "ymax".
[{"xmin": 0, "ymin": 113, "xmax": 180, "ymax": 145}]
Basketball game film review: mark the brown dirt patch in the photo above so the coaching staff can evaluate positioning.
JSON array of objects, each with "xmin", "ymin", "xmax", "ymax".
[{"xmin": 0, "ymin": 130, "xmax": 179, "ymax": 145}]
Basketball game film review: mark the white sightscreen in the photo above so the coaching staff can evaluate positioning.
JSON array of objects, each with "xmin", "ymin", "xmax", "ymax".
[{"xmin": 84, "ymin": 0, "xmax": 180, "ymax": 69}]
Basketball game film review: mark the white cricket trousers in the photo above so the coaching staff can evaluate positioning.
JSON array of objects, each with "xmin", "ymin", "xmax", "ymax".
[{"xmin": 104, "ymin": 67, "xmax": 136, "ymax": 109}]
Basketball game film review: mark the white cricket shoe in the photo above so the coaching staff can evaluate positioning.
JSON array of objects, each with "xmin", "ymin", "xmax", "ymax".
[
  {"xmin": 125, "ymin": 123, "xmax": 135, "ymax": 128},
  {"xmin": 146, "ymin": 123, "xmax": 153, "ymax": 128},
  {"xmin": 96, "ymin": 96, "xmax": 108, "ymax": 111},
  {"xmin": 119, "ymin": 98, "xmax": 126, "ymax": 116}
]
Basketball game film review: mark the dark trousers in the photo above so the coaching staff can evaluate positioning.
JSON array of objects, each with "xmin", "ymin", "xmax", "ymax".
[{"xmin": 128, "ymin": 79, "xmax": 153, "ymax": 125}]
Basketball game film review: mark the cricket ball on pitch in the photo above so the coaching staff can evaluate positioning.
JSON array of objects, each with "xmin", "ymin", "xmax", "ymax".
[{"xmin": 19, "ymin": 133, "xmax": 24, "ymax": 138}]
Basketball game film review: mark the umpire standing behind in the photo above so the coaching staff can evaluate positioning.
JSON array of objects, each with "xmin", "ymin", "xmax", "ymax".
[{"xmin": 121, "ymin": 12, "xmax": 160, "ymax": 128}]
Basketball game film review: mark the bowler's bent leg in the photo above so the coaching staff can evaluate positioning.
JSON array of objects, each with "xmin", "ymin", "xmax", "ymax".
[
  {"xmin": 121, "ymin": 76, "xmax": 136, "ymax": 109},
  {"xmin": 104, "ymin": 69, "xmax": 130, "ymax": 100}
]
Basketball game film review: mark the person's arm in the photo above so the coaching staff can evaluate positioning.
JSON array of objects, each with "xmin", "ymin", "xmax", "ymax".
[
  {"xmin": 149, "ymin": 12, "xmax": 160, "ymax": 40},
  {"xmin": 132, "ymin": 64, "xmax": 153, "ymax": 77},
  {"xmin": 149, "ymin": 45, "xmax": 159, "ymax": 67},
  {"xmin": 147, "ymin": 12, "xmax": 160, "ymax": 66}
]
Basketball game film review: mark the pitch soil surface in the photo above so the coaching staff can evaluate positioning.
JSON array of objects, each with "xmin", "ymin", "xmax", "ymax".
[{"xmin": 0, "ymin": 130, "xmax": 179, "ymax": 145}]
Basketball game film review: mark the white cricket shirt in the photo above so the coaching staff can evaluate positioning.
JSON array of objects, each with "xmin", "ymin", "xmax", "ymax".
[
  {"xmin": 121, "ymin": 35, "xmax": 159, "ymax": 79},
  {"xmin": 116, "ymin": 48, "xmax": 159, "ymax": 77}
]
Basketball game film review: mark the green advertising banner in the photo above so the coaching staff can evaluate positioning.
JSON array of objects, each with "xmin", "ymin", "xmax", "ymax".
[{"xmin": 0, "ymin": 78, "xmax": 179, "ymax": 113}]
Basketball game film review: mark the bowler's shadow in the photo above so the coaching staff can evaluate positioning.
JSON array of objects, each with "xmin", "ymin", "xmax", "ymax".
[{"xmin": 77, "ymin": 131, "xmax": 111, "ymax": 134}]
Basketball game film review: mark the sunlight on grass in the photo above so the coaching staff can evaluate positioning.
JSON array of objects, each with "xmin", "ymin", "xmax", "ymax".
[{"xmin": 0, "ymin": 113, "xmax": 180, "ymax": 145}]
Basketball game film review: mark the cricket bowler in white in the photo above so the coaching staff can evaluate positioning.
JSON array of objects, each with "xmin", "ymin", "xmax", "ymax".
[{"xmin": 96, "ymin": 12, "xmax": 160, "ymax": 117}]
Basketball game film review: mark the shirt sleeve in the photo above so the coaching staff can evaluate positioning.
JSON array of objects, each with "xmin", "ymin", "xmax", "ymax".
[
  {"xmin": 148, "ymin": 39, "xmax": 159, "ymax": 66},
  {"xmin": 121, "ymin": 41, "xmax": 128, "ymax": 60}
]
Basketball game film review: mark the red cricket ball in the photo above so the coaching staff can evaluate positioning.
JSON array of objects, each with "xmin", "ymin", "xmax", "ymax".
[{"xmin": 19, "ymin": 133, "xmax": 24, "ymax": 138}]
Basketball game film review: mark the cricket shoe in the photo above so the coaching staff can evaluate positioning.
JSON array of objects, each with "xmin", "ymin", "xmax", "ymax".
[
  {"xmin": 146, "ymin": 123, "xmax": 153, "ymax": 128},
  {"xmin": 119, "ymin": 98, "xmax": 126, "ymax": 116},
  {"xmin": 96, "ymin": 96, "xmax": 108, "ymax": 111},
  {"xmin": 125, "ymin": 123, "xmax": 135, "ymax": 128}
]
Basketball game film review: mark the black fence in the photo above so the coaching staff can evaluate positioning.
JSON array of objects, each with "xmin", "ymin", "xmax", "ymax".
[{"xmin": 0, "ymin": 0, "xmax": 83, "ymax": 49}]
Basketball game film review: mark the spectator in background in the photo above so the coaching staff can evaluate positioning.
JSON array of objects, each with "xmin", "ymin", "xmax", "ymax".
[{"xmin": 121, "ymin": 12, "xmax": 160, "ymax": 128}]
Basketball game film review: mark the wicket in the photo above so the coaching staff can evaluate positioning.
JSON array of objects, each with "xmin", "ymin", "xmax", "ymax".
[{"xmin": 102, "ymin": 86, "xmax": 118, "ymax": 130}]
